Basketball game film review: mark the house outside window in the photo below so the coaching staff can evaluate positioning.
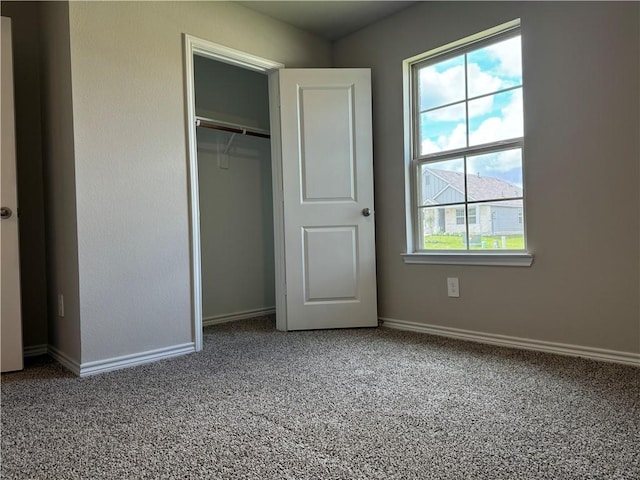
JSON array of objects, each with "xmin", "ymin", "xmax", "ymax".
[
  {"xmin": 457, "ymin": 206, "xmax": 477, "ymax": 225},
  {"xmin": 406, "ymin": 20, "xmax": 527, "ymax": 254},
  {"xmin": 468, "ymin": 206, "xmax": 477, "ymax": 224}
]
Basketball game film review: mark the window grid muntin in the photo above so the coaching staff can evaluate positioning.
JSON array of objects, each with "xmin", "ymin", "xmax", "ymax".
[
  {"xmin": 463, "ymin": 55, "xmax": 470, "ymax": 241},
  {"xmin": 413, "ymin": 142, "xmax": 525, "ymax": 251},
  {"xmin": 418, "ymin": 80, "xmax": 522, "ymax": 118},
  {"xmin": 415, "ymin": 147, "xmax": 524, "ymax": 210},
  {"xmin": 417, "ymin": 84, "xmax": 523, "ymax": 156},
  {"xmin": 417, "ymin": 196, "xmax": 524, "ymax": 211},
  {"xmin": 412, "ymin": 26, "xmax": 522, "ymax": 159}
]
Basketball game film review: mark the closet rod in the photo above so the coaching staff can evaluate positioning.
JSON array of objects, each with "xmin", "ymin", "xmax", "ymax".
[{"xmin": 195, "ymin": 116, "xmax": 270, "ymax": 139}]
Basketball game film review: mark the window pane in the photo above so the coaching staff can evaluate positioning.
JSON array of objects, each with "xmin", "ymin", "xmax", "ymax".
[
  {"xmin": 468, "ymin": 205, "xmax": 478, "ymax": 224},
  {"xmin": 419, "ymin": 158, "xmax": 464, "ymax": 206},
  {"xmin": 419, "ymin": 205, "xmax": 467, "ymax": 250},
  {"xmin": 418, "ymin": 55, "xmax": 465, "ymax": 111},
  {"xmin": 466, "ymin": 149, "xmax": 523, "ymax": 202},
  {"xmin": 467, "ymin": 36, "xmax": 522, "ymax": 98},
  {"xmin": 420, "ymin": 103, "xmax": 466, "ymax": 155},
  {"xmin": 467, "ymin": 200, "xmax": 525, "ymax": 250},
  {"xmin": 468, "ymin": 88, "xmax": 523, "ymax": 147}
]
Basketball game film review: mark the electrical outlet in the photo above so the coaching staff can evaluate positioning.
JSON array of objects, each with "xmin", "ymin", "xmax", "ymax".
[
  {"xmin": 57, "ymin": 294, "xmax": 65, "ymax": 317},
  {"xmin": 447, "ymin": 277, "xmax": 460, "ymax": 298}
]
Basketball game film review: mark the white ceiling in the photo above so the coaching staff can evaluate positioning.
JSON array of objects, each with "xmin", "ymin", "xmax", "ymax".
[{"xmin": 236, "ymin": 1, "xmax": 418, "ymax": 41}]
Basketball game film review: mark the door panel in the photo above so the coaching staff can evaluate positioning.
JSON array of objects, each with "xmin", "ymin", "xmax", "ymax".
[
  {"xmin": 279, "ymin": 69, "xmax": 377, "ymax": 330},
  {"xmin": 303, "ymin": 226, "xmax": 358, "ymax": 302},
  {"xmin": 299, "ymin": 85, "xmax": 355, "ymax": 202},
  {"xmin": 1, "ymin": 17, "xmax": 23, "ymax": 372}
]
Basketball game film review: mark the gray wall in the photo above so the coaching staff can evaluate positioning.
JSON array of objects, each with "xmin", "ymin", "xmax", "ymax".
[
  {"xmin": 334, "ymin": 1, "xmax": 640, "ymax": 353},
  {"xmin": 0, "ymin": 1, "xmax": 48, "ymax": 349},
  {"xmin": 195, "ymin": 57, "xmax": 275, "ymax": 319},
  {"xmin": 64, "ymin": 1, "xmax": 330, "ymax": 363},
  {"xmin": 38, "ymin": 0, "xmax": 81, "ymax": 361}
]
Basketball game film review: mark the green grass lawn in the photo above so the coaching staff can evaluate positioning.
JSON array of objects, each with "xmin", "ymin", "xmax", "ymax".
[{"xmin": 424, "ymin": 234, "xmax": 525, "ymax": 250}]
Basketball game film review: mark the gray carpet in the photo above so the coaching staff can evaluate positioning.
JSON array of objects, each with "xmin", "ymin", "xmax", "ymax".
[{"xmin": 2, "ymin": 317, "xmax": 639, "ymax": 479}]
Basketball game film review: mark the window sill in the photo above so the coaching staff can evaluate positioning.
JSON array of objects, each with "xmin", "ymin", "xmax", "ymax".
[{"xmin": 401, "ymin": 252, "xmax": 534, "ymax": 267}]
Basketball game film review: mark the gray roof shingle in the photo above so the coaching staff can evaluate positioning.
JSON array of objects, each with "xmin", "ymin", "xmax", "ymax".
[{"xmin": 426, "ymin": 168, "xmax": 522, "ymax": 206}]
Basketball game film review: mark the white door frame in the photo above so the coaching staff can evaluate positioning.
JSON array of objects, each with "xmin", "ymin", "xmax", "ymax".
[{"xmin": 183, "ymin": 35, "xmax": 286, "ymax": 351}]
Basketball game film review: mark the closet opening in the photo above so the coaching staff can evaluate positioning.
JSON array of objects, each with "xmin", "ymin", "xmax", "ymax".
[{"xmin": 184, "ymin": 36, "xmax": 285, "ymax": 351}]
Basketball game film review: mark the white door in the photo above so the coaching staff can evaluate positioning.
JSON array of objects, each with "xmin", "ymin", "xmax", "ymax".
[
  {"xmin": 1, "ymin": 16, "xmax": 23, "ymax": 372},
  {"xmin": 278, "ymin": 69, "xmax": 377, "ymax": 330}
]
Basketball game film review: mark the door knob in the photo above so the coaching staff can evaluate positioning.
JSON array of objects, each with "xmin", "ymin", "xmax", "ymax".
[
  {"xmin": 362, "ymin": 208, "xmax": 372, "ymax": 217},
  {"xmin": 0, "ymin": 207, "xmax": 12, "ymax": 219}
]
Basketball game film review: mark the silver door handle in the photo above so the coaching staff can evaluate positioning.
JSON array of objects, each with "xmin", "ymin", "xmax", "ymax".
[
  {"xmin": 0, "ymin": 207, "xmax": 12, "ymax": 219},
  {"xmin": 362, "ymin": 208, "xmax": 372, "ymax": 217}
]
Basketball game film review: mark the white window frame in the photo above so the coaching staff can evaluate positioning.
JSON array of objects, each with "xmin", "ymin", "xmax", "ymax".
[{"xmin": 401, "ymin": 19, "xmax": 533, "ymax": 267}]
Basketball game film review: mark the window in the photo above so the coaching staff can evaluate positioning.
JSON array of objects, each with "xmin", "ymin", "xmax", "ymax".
[
  {"xmin": 406, "ymin": 20, "xmax": 529, "ymax": 259},
  {"xmin": 456, "ymin": 206, "xmax": 477, "ymax": 225},
  {"xmin": 468, "ymin": 206, "xmax": 477, "ymax": 224}
]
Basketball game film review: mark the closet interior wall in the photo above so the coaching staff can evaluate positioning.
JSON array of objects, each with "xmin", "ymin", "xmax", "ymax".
[{"xmin": 194, "ymin": 55, "xmax": 275, "ymax": 323}]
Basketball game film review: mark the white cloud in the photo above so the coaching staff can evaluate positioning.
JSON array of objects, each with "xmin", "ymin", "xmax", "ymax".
[
  {"xmin": 419, "ymin": 39, "xmax": 523, "ymax": 156},
  {"xmin": 468, "ymin": 149, "xmax": 522, "ymax": 175},
  {"xmin": 422, "ymin": 36, "xmax": 521, "ymax": 113},
  {"xmin": 422, "ymin": 89, "xmax": 523, "ymax": 156},
  {"xmin": 469, "ymin": 117, "xmax": 502, "ymax": 146},
  {"xmin": 421, "ymin": 63, "xmax": 498, "ymax": 117},
  {"xmin": 424, "ymin": 102, "xmax": 465, "ymax": 122},
  {"xmin": 419, "ymin": 63, "xmax": 465, "ymax": 109},
  {"xmin": 467, "ymin": 62, "xmax": 502, "ymax": 98},
  {"xmin": 495, "ymin": 150, "xmax": 522, "ymax": 172},
  {"xmin": 468, "ymin": 95, "xmax": 493, "ymax": 118},
  {"xmin": 422, "ymin": 123, "xmax": 466, "ymax": 154},
  {"xmin": 485, "ymin": 36, "xmax": 522, "ymax": 79},
  {"xmin": 503, "ymin": 90, "xmax": 524, "ymax": 121},
  {"xmin": 421, "ymin": 61, "xmax": 504, "ymax": 121},
  {"xmin": 421, "ymin": 67, "xmax": 497, "ymax": 122},
  {"xmin": 469, "ymin": 90, "xmax": 523, "ymax": 146}
]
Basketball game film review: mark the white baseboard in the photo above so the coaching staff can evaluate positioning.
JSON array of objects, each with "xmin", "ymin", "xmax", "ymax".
[
  {"xmin": 203, "ymin": 306, "xmax": 276, "ymax": 327},
  {"xmin": 380, "ymin": 317, "xmax": 640, "ymax": 367},
  {"xmin": 48, "ymin": 345, "xmax": 81, "ymax": 376},
  {"xmin": 78, "ymin": 343, "xmax": 195, "ymax": 377},
  {"xmin": 23, "ymin": 344, "xmax": 48, "ymax": 358}
]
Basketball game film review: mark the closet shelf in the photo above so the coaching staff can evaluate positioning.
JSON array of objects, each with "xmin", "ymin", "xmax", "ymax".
[{"xmin": 195, "ymin": 116, "xmax": 270, "ymax": 139}]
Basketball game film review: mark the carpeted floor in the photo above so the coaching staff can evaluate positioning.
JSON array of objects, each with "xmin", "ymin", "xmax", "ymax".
[{"xmin": 2, "ymin": 316, "xmax": 639, "ymax": 479}]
